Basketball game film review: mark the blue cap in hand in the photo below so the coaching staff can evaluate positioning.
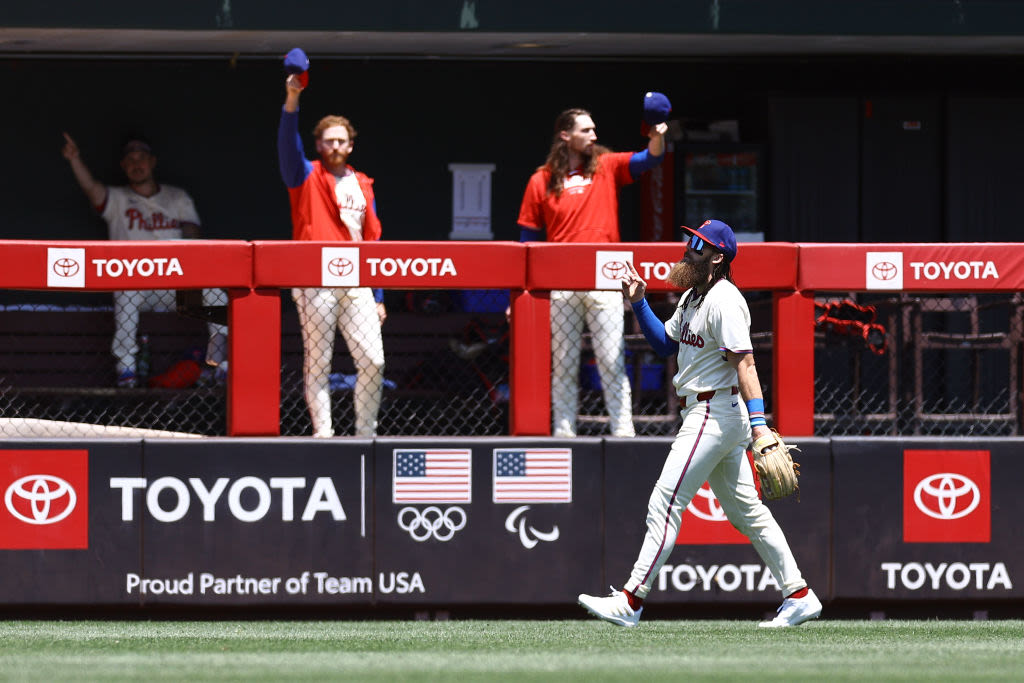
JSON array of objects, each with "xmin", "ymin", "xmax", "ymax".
[
  {"xmin": 284, "ymin": 48, "xmax": 309, "ymax": 74},
  {"xmin": 643, "ymin": 91, "xmax": 672, "ymax": 125}
]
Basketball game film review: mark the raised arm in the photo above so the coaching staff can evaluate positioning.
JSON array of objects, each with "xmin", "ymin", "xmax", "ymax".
[
  {"xmin": 61, "ymin": 132, "xmax": 107, "ymax": 208},
  {"xmin": 277, "ymin": 75, "xmax": 313, "ymax": 188},
  {"xmin": 628, "ymin": 122, "xmax": 668, "ymax": 179}
]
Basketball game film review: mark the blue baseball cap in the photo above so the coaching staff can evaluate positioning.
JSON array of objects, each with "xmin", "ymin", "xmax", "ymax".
[
  {"xmin": 643, "ymin": 91, "xmax": 672, "ymax": 125},
  {"xmin": 683, "ymin": 219, "xmax": 738, "ymax": 262},
  {"xmin": 284, "ymin": 48, "xmax": 309, "ymax": 74}
]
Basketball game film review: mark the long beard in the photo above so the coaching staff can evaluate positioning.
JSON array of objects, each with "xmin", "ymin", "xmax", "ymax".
[{"xmin": 666, "ymin": 260, "xmax": 712, "ymax": 291}]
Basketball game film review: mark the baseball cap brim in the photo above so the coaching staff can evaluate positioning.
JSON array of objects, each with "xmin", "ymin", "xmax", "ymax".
[
  {"xmin": 121, "ymin": 140, "xmax": 153, "ymax": 157},
  {"xmin": 682, "ymin": 221, "xmax": 738, "ymax": 262}
]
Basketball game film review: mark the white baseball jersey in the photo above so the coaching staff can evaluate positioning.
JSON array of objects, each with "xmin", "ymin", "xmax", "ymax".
[
  {"xmin": 664, "ymin": 279, "xmax": 752, "ymax": 396},
  {"xmin": 623, "ymin": 276, "xmax": 809, "ymax": 603},
  {"xmin": 332, "ymin": 171, "xmax": 368, "ymax": 241},
  {"xmin": 100, "ymin": 185, "xmax": 199, "ymax": 241}
]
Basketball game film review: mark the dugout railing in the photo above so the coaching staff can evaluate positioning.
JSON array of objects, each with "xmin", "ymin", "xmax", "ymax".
[{"xmin": 2, "ymin": 240, "xmax": 1023, "ymax": 438}]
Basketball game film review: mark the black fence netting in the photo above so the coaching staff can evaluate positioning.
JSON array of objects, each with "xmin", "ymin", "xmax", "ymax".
[
  {"xmin": 279, "ymin": 288, "xmax": 510, "ymax": 437},
  {"xmin": 0, "ymin": 290, "xmax": 227, "ymax": 437},
  {"xmin": 813, "ymin": 292, "xmax": 1021, "ymax": 436},
  {"xmin": 1, "ymin": 288, "xmax": 1018, "ymax": 438},
  {"xmin": 571, "ymin": 290, "xmax": 775, "ymax": 437}
]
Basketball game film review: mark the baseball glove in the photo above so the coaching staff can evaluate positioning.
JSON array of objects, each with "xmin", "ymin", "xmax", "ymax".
[{"xmin": 750, "ymin": 429, "xmax": 801, "ymax": 500}]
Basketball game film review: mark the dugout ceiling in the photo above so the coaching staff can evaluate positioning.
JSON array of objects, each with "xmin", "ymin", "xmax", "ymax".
[
  {"xmin": 3, "ymin": 1, "xmax": 1024, "ymax": 58},
  {"xmin": 4, "ymin": 2, "xmax": 1024, "ymax": 247}
]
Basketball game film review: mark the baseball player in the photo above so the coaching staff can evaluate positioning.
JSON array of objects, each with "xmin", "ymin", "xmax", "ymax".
[
  {"xmin": 517, "ymin": 102, "xmax": 668, "ymax": 438},
  {"xmin": 277, "ymin": 53, "xmax": 386, "ymax": 438},
  {"xmin": 578, "ymin": 219, "xmax": 821, "ymax": 628},
  {"xmin": 61, "ymin": 133, "xmax": 229, "ymax": 387}
]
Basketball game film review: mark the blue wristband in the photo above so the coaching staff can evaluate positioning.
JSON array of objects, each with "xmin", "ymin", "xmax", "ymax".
[{"xmin": 746, "ymin": 398, "xmax": 766, "ymax": 428}]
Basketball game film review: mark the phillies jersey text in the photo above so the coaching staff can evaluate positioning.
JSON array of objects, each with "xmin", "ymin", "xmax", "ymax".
[
  {"xmin": 100, "ymin": 185, "xmax": 199, "ymax": 241},
  {"xmin": 333, "ymin": 171, "xmax": 368, "ymax": 241},
  {"xmin": 665, "ymin": 279, "xmax": 753, "ymax": 396},
  {"xmin": 517, "ymin": 152, "xmax": 633, "ymax": 243}
]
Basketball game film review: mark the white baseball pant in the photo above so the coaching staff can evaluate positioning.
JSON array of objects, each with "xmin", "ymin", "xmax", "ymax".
[
  {"xmin": 292, "ymin": 286, "xmax": 385, "ymax": 438},
  {"xmin": 623, "ymin": 390, "xmax": 807, "ymax": 599},
  {"xmin": 112, "ymin": 288, "xmax": 229, "ymax": 374},
  {"xmin": 550, "ymin": 289, "xmax": 635, "ymax": 438}
]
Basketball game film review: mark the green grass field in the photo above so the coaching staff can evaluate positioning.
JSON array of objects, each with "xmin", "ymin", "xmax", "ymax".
[{"xmin": 0, "ymin": 619, "xmax": 1021, "ymax": 682}]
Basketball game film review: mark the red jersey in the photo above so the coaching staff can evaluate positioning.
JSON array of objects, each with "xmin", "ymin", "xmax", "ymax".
[
  {"xmin": 288, "ymin": 160, "xmax": 382, "ymax": 243},
  {"xmin": 517, "ymin": 151, "xmax": 633, "ymax": 243}
]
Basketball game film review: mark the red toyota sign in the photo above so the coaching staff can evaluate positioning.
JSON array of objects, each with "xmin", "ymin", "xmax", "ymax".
[
  {"xmin": 676, "ymin": 482, "xmax": 750, "ymax": 545},
  {"xmin": 903, "ymin": 449, "xmax": 990, "ymax": 543},
  {"xmin": 252, "ymin": 241, "xmax": 526, "ymax": 289},
  {"xmin": 799, "ymin": 243, "xmax": 1024, "ymax": 292},
  {"xmin": 0, "ymin": 450, "xmax": 89, "ymax": 549}
]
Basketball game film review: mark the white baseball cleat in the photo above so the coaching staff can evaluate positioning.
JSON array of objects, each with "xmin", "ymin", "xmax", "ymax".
[
  {"xmin": 578, "ymin": 587, "xmax": 643, "ymax": 628},
  {"xmin": 758, "ymin": 588, "xmax": 822, "ymax": 628}
]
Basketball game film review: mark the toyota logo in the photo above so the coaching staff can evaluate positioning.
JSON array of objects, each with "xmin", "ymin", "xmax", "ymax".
[
  {"xmin": 872, "ymin": 261, "xmax": 898, "ymax": 281},
  {"xmin": 4, "ymin": 474, "xmax": 77, "ymax": 525},
  {"xmin": 327, "ymin": 257, "xmax": 354, "ymax": 277},
  {"xmin": 601, "ymin": 261, "xmax": 627, "ymax": 280},
  {"xmin": 52, "ymin": 258, "xmax": 80, "ymax": 278},
  {"xmin": 397, "ymin": 505, "xmax": 467, "ymax": 542},
  {"xmin": 913, "ymin": 473, "xmax": 980, "ymax": 520},
  {"xmin": 686, "ymin": 484, "xmax": 729, "ymax": 522}
]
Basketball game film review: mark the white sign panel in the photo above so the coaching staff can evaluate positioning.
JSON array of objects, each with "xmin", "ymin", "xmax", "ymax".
[
  {"xmin": 321, "ymin": 247, "xmax": 361, "ymax": 287},
  {"xmin": 865, "ymin": 251, "xmax": 904, "ymax": 290},
  {"xmin": 595, "ymin": 250, "xmax": 634, "ymax": 291},
  {"xmin": 47, "ymin": 248, "xmax": 86, "ymax": 288}
]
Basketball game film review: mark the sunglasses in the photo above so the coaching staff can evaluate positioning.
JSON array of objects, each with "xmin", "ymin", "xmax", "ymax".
[{"xmin": 688, "ymin": 234, "xmax": 705, "ymax": 254}]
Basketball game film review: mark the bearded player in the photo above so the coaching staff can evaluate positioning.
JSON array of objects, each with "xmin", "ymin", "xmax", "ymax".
[
  {"xmin": 517, "ymin": 99, "xmax": 669, "ymax": 438},
  {"xmin": 61, "ymin": 133, "xmax": 229, "ymax": 387},
  {"xmin": 277, "ymin": 52, "xmax": 386, "ymax": 438},
  {"xmin": 578, "ymin": 220, "xmax": 821, "ymax": 628}
]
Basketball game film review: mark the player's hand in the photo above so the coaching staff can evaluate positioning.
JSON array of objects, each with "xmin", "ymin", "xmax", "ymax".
[
  {"xmin": 621, "ymin": 261, "xmax": 647, "ymax": 303},
  {"xmin": 751, "ymin": 424, "xmax": 772, "ymax": 443},
  {"xmin": 286, "ymin": 74, "xmax": 305, "ymax": 94},
  {"xmin": 648, "ymin": 122, "xmax": 668, "ymax": 140},
  {"xmin": 61, "ymin": 132, "xmax": 80, "ymax": 161},
  {"xmin": 376, "ymin": 302, "xmax": 387, "ymax": 324}
]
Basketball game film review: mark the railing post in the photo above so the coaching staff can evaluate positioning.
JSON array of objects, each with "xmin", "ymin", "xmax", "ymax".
[
  {"xmin": 227, "ymin": 287, "xmax": 281, "ymax": 436},
  {"xmin": 773, "ymin": 289, "xmax": 815, "ymax": 436},
  {"xmin": 510, "ymin": 289, "xmax": 551, "ymax": 435}
]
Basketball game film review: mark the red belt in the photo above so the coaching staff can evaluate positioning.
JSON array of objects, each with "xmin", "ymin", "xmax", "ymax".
[{"xmin": 681, "ymin": 385, "xmax": 739, "ymax": 408}]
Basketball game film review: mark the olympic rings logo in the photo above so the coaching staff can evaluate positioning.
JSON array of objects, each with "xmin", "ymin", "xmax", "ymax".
[{"xmin": 397, "ymin": 506, "xmax": 467, "ymax": 542}]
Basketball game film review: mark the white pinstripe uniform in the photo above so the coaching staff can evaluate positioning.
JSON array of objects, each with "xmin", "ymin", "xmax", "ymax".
[
  {"xmin": 291, "ymin": 170, "xmax": 384, "ymax": 438},
  {"xmin": 623, "ymin": 279, "xmax": 807, "ymax": 599},
  {"xmin": 101, "ymin": 185, "xmax": 228, "ymax": 376},
  {"xmin": 550, "ymin": 289, "xmax": 633, "ymax": 438}
]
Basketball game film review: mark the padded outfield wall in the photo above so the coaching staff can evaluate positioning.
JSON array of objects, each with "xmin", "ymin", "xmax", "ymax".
[{"xmin": 0, "ymin": 437, "xmax": 1017, "ymax": 608}]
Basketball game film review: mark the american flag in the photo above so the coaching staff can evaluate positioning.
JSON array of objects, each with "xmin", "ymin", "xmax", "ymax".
[
  {"xmin": 492, "ymin": 449, "xmax": 572, "ymax": 503},
  {"xmin": 392, "ymin": 449, "xmax": 472, "ymax": 503}
]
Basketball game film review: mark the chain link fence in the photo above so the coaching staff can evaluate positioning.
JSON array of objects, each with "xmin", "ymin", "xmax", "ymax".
[
  {"xmin": 813, "ymin": 292, "xmax": 1021, "ymax": 436},
  {"xmin": 1, "ymin": 288, "xmax": 1019, "ymax": 438},
  {"xmin": 279, "ymin": 288, "xmax": 510, "ymax": 437},
  {"xmin": 0, "ymin": 290, "xmax": 226, "ymax": 437},
  {"xmin": 572, "ymin": 290, "xmax": 775, "ymax": 437}
]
